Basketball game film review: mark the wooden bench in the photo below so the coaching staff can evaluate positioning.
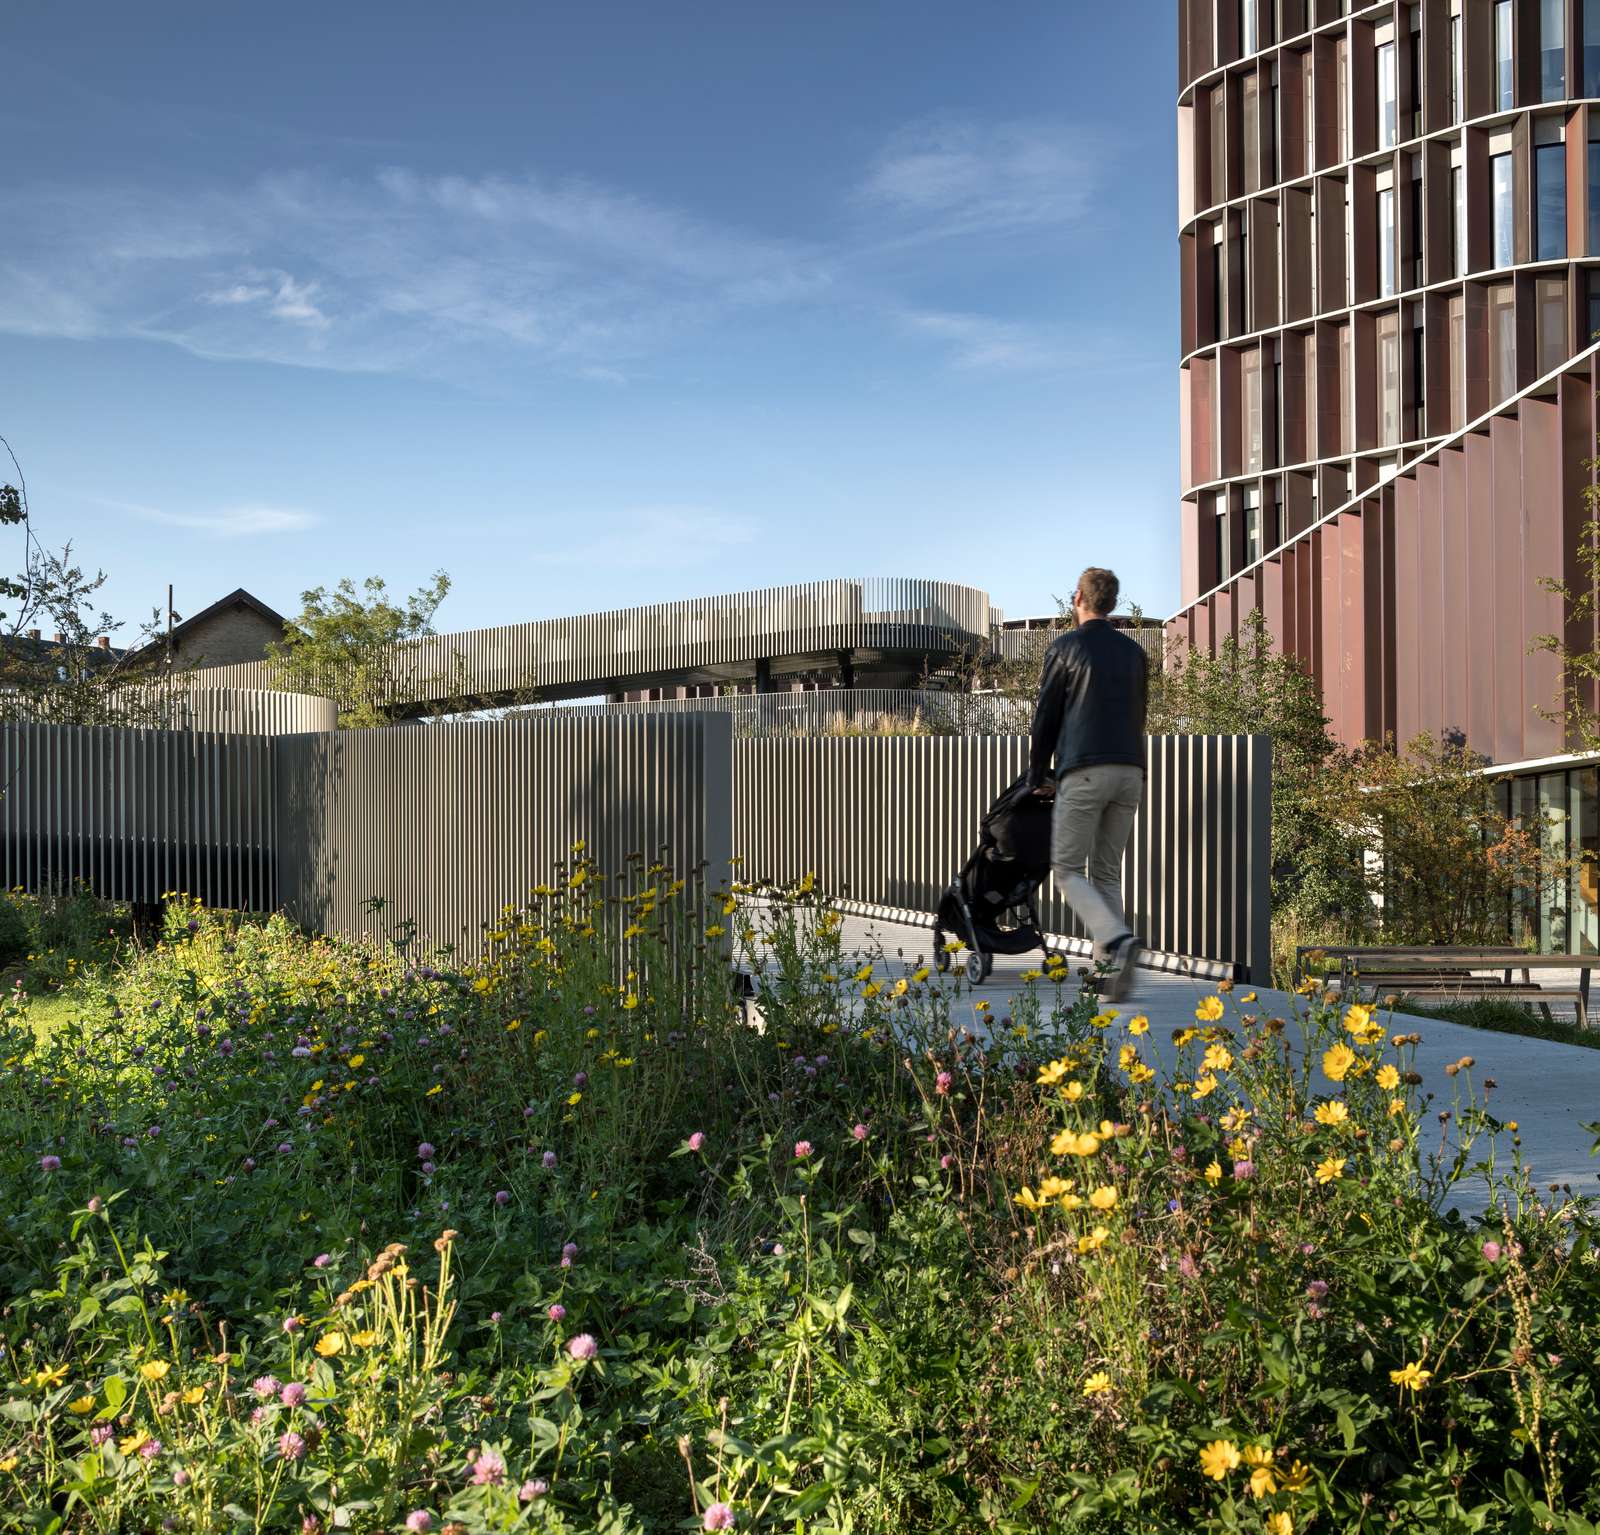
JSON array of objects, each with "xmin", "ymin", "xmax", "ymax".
[{"xmin": 1295, "ymin": 944, "xmax": 1596, "ymax": 1028}]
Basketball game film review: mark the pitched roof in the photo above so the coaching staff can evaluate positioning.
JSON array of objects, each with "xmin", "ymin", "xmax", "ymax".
[{"xmin": 124, "ymin": 588, "xmax": 287, "ymax": 660}]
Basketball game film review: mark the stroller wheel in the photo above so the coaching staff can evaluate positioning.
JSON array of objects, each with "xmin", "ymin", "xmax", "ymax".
[{"xmin": 965, "ymin": 950, "xmax": 988, "ymax": 985}]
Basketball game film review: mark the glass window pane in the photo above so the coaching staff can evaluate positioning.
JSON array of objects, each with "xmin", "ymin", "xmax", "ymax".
[
  {"xmin": 1571, "ymin": 769, "xmax": 1599, "ymax": 954},
  {"xmin": 1212, "ymin": 85, "xmax": 1226, "ymax": 205},
  {"xmin": 1537, "ymin": 142, "xmax": 1568, "ymax": 259},
  {"xmin": 1453, "ymin": 164, "xmax": 1466, "ymax": 275},
  {"xmin": 1491, "ymin": 284, "xmax": 1517, "ymax": 399},
  {"xmin": 1538, "ymin": 276, "xmax": 1567, "ymax": 373},
  {"xmin": 1378, "ymin": 42, "xmax": 1397, "ymax": 150},
  {"xmin": 1544, "ymin": 0, "xmax": 1568, "ymax": 100},
  {"xmin": 1377, "ymin": 312, "xmax": 1401, "ymax": 447},
  {"xmin": 1242, "ymin": 0, "xmax": 1257, "ymax": 55},
  {"xmin": 1243, "ymin": 486, "xmax": 1262, "ymax": 564},
  {"xmin": 1336, "ymin": 37, "xmax": 1349, "ymax": 160},
  {"xmin": 1497, "ymin": 1, "xmax": 1516, "ymax": 110},
  {"xmin": 1589, "ymin": 138, "xmax": 1600, "ymax": 253},
  {"xmin": 1378, "ymin": 186, "xmax": 1394, "ymax": 290},
  {"xmin": 1492, "ymin": 153, "xmax": 1515, "ymax": 266},
  {"xmin": 1244, "ymin": 73, "xmax": 1260, "ymax": 193},
  {"xmin": 1243, "ymin": 349, "xmax": 1263, "ymax": 470},
  {"xmin": 1588, "ymin": 0, "xmax": 1600, "ymax": 96},
  {"xmin": 1451, "ymin": 14, "xmax": 1463, "ymax": 124},
  {"xmin": 1448, "ymin": 293, "xmax": 1466, "ymax": 428}
]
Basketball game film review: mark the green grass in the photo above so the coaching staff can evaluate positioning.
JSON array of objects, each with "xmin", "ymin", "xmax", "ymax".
[
  {"xmin": 1399, "ymin": 995, "xmax": 1600, "ymax": 1050},
  {"xmin": 19, "ymin": 989, "xmax": 88, "ymax": 1044}
]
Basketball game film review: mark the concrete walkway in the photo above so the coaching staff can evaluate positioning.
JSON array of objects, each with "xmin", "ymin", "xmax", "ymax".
[{"xmin": 805, "ymin": 911, "xmax": 1600, "ymax": 1215}]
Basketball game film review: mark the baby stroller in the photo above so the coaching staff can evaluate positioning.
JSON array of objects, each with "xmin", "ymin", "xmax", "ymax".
[{"xmin": 933, "ymin": 773, "xmax": 1054, "ymax": 984}]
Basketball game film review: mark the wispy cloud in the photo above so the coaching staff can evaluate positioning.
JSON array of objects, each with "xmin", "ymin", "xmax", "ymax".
[
  {"xmin": 96, "ymin": 497, "xmax": 317, "ymax": 537},
  {"xmin": 899, "ymin": 309, "xmax": 1069, "ymax": 373},
  {"xmin": 536, "ymin": 506, "xmax": 756, "ymax": 570},
  {"xmin": 206, "ymin": 272, "xmax": 330, "ymax": 330},
  {"xmin": 857, "ymin": 117, "xmax": 1099, "ymax": 241}
]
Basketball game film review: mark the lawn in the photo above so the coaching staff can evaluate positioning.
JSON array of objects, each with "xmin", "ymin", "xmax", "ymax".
[{"xmin": 0, "ymin": 868, "xmax": 1597, "ymax": 1534}]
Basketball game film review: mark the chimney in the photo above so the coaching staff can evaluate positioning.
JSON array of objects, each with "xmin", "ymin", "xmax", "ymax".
[
  {"xmin": 51, "ymin": 632, "xmax": 64, "ymax": 644},
  {"xmin": 97, "ymin": 636, "xmax": 110, "ymax": 649},
  {"xmin": 25, "ymin": 629, "xmax": 39, "ymax": 640}
]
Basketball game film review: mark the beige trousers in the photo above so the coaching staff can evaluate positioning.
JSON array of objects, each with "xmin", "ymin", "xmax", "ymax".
[{"xmin": 1049, "ymin": 763, "xmax": 1144, "ymax": 956}]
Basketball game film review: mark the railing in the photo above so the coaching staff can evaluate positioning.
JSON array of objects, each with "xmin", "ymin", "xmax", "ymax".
[
  {"xmin": 733, "ymin": 733, "xmax": 1272, "ymax": 980},
  {"xmin": 0, "ymin": 686, "xmax": 336, "ymax": 736},
  {"xmin": 2, "ymin": 719, "xmax": 1272, "ymax": 979}
]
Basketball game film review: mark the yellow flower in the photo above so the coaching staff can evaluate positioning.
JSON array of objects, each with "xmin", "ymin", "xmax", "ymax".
[
  {"xmin": 1076, "ymin": 1225, "xmax": 1111, "ymax": 1254},
  {"xmin": 622, "ymin": 995, "xmax": 640, "ymax": 1011},
  {"xmin": 181, "ymin": 1386, "xmax": 206, "ymax": 1405},
  {"xmin": 1277, "ymin": 1460, "xmax": 1313, "ymax": 1492},
  {"xmin": 1052, "ymin": 1130, "xmax": 1102, "ymax": 1158},
  {"xmin": 1321, "ymin": 1043, "xmax": 1356, "ymax": 1083},
  {"xmin": 892, "ymin": 977, "xmax": 909, "ymax": 997},
  {"xmin": 1082, "ymin": 1371, "xmax": 1112, "ymax": 1396},
  {"xmin": 862, "ymin": 982, "xmax": 881, "ymax": 999},
  {"xmin": 913, "ymin": 966, "xmax": 930, "ymax": 983},
  {"xmin": 854, "ymin": 964, "xmax": 874, "ymax": 982},
  {"xmin": 1376, "ymin": 1064, "xmax": 1400, "ymax": 1091},
  {"xmin": 1198, "ymin": 1439, "xmax": 1241, "ymax": 1480},
  {"xmin": 1195, "ymin": 996, "xmax": 1225, "ymax": 1022},
  {"xmin": 1014, "ymin": 1186, "xmax": 1050, "ymax": 1212},
  {"xmin": 314, "ymin": 1332, "xmax": 346, "ymax": 1358},
  {"xmin": 426, "ymin": 1084, "xmax": 443, "ymax": 1097},
  {"xmin": 1315, "ymin": 1155, "xmax": 1347, "ymax": 1184},
  {"xmin": 1344, "ymin": 1001, "xmax": 1375, "ymax": 1032},
  {"xmin": 1201, "ymin": 1043, "xmax": 1233, "ymax": 1072},
  {"xmin": 1090, "ymin": 1012, "xmax": 1115, "ymax": 1029},
  {"xmin": 1241, "ymin": 1444, "xmax": 1273, "ymax": 1468},
  {"xmin": 704, "ymin": 923, "xmax": 726, "ymax": 939},
  {"xmin": 1313, "ymin": 1100, "xmax": 1349, "ymax": 1127},
  {"xmin": 1128, "ymin": 1014, "xmax": 1150, "ymax": 1035},
  {"xmin": 1267, "ymin": 1514, "xmax": 1294, "ymax": 1535},
  {"xmin": 139, "ymin": 1361, "xmax": 170, "ymax": 1382},
  {"xmin": 1388, "ymin": 1098, "xmax": 1407, "ymax": 1117},
  {"xmin": 1037, "ymin": 1059, "xmax": 1070, "ymax": 1087},
  {"xmin": 31, "ymin": 1365, "xmax": 68, "ymax": 1389},
  {"xmin": 1204, "ymin": 1159, "xmax": 1222, "ymax": 1185},
  {"xmin": 1089, "ymin": 1184, "xmax": 1119, "ymax": 1211},
  {"xmin": 66, "ymin": 1395, "xmax": 96, "ymax": 1415},
  {"xmin": 351, "ymin": 1330, "xmax": 379, "ymax": 1348},
  {"xmin": 1192, "ymin": 1073, "xmax": 1219, "ymax": 1100},
  {"xmin": 1249, "ymin": 1465, "xmax": 1278, "ymax": 1498},
  {"xmin": 1128, "ymin": 1062, "xmax": 1155, "ymax": 1085},
  {"xmin": 1062, "ymin": 1080, "xmax": 1085, "ymax": 1101},
  {"xmin": 118, "ymin": 1431, "xmax": 151, "ymax": 1456},
  {"xmin": 567, "ymin": 1092, "xmax": 583, "ymax": 1106},
  {"xmin": 1117, "ymin": 1044, "xmax": 1138, "ymax": 1071},
  {"xmin": 1390, "ymin": 1360, "xmax": 1432, "ymax": 1392},
  {"xmin": 348, "ymin": 1052, "xmax": 366, "ymax": 1067},
  {"xmin": 1037, "ymin": 1176, "xmax": 1073, "ymax": 1199},
  {"xmin": 0, "ymin": 1457, "xmax": 16, "ymax": 1474}
]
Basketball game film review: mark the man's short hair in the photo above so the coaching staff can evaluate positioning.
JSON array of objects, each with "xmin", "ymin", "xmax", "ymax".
[{"xmin": 1077, "ymin": 567, "xmax": 1119, "ymax": 615}]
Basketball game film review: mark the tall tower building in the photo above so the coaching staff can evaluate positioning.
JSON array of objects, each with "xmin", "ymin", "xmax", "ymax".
[{"xmin": 1170, "ymin": 0, "xmax": 1600, "ymax": 949}]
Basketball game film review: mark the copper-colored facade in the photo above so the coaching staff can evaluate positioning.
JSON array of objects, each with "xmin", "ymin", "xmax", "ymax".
[{"xmin": 1175, "ymin": 0, "xmax": 1600, "ymax": 761}]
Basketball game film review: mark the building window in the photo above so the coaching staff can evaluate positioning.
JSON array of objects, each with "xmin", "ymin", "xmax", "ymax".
[
  {"xmin": 1378, "ymin": 185, "xmax": 1397, "ymax": 296},
  {"xmin": 1537, "ymin": 140, "xmax": 1568, "ymax": 258},
  {"xmin": 1267, "ymin": 60, "xmax": 1279, "ymax": 184},
  {"xmin": 1305, "ymin": 331, "xmax": 1317, "ymax": 450},
  {"xmin": 1409, "ymin": 17, "xmax": 1423, "ymax": 138},
  {"xmin": 1538, "ymin": 276, "xmax": 1567, "ymax": 373},
  {"xmin": 1497, "ymin": 1, "xmax": 1516, "ymax": 111},
  {"xmin": 1490, "ymin": 282, "xmax": 1517, "ymax": 399},
  {"xmin": 1544, "ymin": 0, "xmax": 1568, "ymax": 101},
  {"xmin": 1588, "ymin": 0, "xmax": 1600, "ymax": 96},
  {"xmin": 1241, "ymin": 0, "xmax": 1258, "ymax": 55},
  {"xmin": 1590, "ymin": 133, "xmax": 1600, "ymax": 253},
  {"xmin": 1450, "ymin": 13, "xmax": 1463, "ymax": 124},
  {"xmin": 1303, "ymin": 52, "xmax": 1315, "ymax": 171},
  {"xmin": 1378, "ymin": 41, "xmax": 1398, "ymax": 150},
  {"xmin": 1410, "ymin": 164, "xmax": 1424, "ymax": 287},
  {"xmin": 1243, "ymin": 485, "xmax": 1263, "ymax": 565},
  {"xmin": 1448, "ymin": 292, "xmax": 1466, "ymax": 428},
  {"xmin": 1453, "ymin": 163, "xmax": 1466, "ymax": 275},
  {"xmin": 1214, "ymin": 493, "xmax": 1231, "ymax": 582},
  {"xmin": 1336, "ymin": 36, "xmax": 1350, "ymax": 160},
  {"xmin": 1239, "ymin": 222, "xmax": 1251, "ymax": 331},
  {"xmin": 1243, "ymin": 347, "xmax": 1264, "ymax": 470},
  {"xmin": 1243, "ymin": 72, "xmax": 1260, "ymax": 193},
  {"xmin": 1211, "ymin": 85, "xmax": 1227, "ymax": 206},
  {"xmin": 1377, "ymin": 311, "xmax": 1401, "ymax": 447},
  {"xmin": 1492, "ymin": 152, "xmax": 1515, "ymax": 266},
  {"xmin": 1411, "ymin": 304, "xmax": 1426, "ymax": 430},
  {"xmin": 1590, "ymin": 276, "xmax": 1600, "ymax": 341},
  {"xmin": 1339, "ymin": 322, "xmax": 1354, "ymax": 452}
]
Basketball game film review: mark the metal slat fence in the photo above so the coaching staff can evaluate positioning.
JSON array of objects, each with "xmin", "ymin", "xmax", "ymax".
[{"xmin": 732, "ymin": 734, "xmax": 1271, "ymax": 980}]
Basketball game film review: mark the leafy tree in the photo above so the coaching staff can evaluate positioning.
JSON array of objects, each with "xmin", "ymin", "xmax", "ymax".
[
  {"xmin": 266, "ymin": 573, "xmax": 458, "ymax": 728},
  {"xmin": 1, "ymin": 456, "xmax": 178, "ymax": 727},
  {"xmin": 1313, "ymin": 734, "xmax": 1556, "ymax": 947},
  {"xmin": 1535, "ymin": 480, "xmax": 1600, "ymax": 752},
  {"xmin": 1150, "ymin": 609, "xmax": 1363, "ymax": 930}
]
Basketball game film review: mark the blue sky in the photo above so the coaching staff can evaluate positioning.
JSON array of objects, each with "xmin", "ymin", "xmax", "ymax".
[{"xmin": 2, "ymin": 1, "xmax": 1178, "ymax": 640}]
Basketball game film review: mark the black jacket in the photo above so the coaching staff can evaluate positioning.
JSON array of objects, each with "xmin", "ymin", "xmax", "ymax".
[{"xmin": 1026, "ymin": 620, "xmax": 1149, "ymax": 785}]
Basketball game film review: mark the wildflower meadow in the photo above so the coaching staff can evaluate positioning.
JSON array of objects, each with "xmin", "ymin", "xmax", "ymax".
[{"xmin": 0, "ymin": 857, "xmax": 1597, "ymax": 1534}]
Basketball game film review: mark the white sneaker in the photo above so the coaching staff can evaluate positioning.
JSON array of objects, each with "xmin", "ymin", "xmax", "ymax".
[{"xmin": 1104, "ymin": 936, "xmax": 1143, "ymax": 1002}]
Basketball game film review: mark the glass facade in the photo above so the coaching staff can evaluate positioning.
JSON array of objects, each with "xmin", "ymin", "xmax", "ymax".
[
  {"xmin": 1243, "ymin": 484, "xmax": 1262, "ymax": 565},
  {"xmin": 1491, "ymin": 282, "xmax": 1517, "ymax": 399},
  {"xmin": 1450, "ymin": 13, "xmax": 1462, "ymax": 124},
  {"xmin": 1448, "ymin": 292, "xmax": 1466, "ymax": 429},
  {"xmin": 1378, "ymin": 186, "xmax": 1397, "ymax": 296},
  {"xmin": 1497, "ymin": 1, "xmax": 1516, "ymax": 111},
  {"xmin": 1495, "ymin": 767, "xmax": 1600, "ymax": 954},
  {"xmin": 1241, "ymin": 0, "xmax": 1257, "ymax": 56},
  {"xmin": 1544, "ymin": 0, "xmax": 1568, "ymax": 100},
  {"xmin": 1377, "ymin": 311, "xmax": 1401, "ymax": 447},
  {"xmin": 1453, "ymin": 163, "xmax": 1466, "ymax": 275},
  {"xmin": 1378, "ymin": 41, "xmax": 1398, "ymax": 150},
  {"xmin": 1589, "ymin": 0, "xmax": 1600, "ymax": 97},
  {"xmin": 1590, "ymin": 134, "xmax": 1600, "ymax": 253},
  {"xmin": 1336, "ymin": 36, "xmax": 1349, "ymax": 160},
  {"xmin": 1211, "ymin": 85, "xmax": 1226, "ymax": 206},
  {"xmin": 1492, "ymin": 152, "xmax": 1515, "ymax": 266},
  {"xmin": 1538, "ymin": 275, "xmax": 1567, "ymax": 374},
  {"xmin": 1243, "ymin": 72, "xmax": 1260, "ymax": 193},
  {"xmin": 1243, "ymin": 347, "xmax": 1263, "ymax": 471},
  {"xmin": 1537, "ymin": 141, "xmax": 1568, "ymax": 259}
]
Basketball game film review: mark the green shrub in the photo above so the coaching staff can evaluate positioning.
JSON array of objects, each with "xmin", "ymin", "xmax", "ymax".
[
  {"xmin": 0, "ymin": 867, "xmax": 1594, "ymax": 1534},
  {"xmin": 0, "ymin": 893, "xmax": 27, "ymax": 971}
]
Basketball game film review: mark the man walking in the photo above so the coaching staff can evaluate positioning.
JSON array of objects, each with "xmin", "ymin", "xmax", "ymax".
[{"xmin": 1027, "ymin": 568, "xmax": 1148, "ymax": 999}]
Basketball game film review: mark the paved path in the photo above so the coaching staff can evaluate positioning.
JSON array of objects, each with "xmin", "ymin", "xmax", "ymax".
[{"xmin": 794, "ymin": 912, "xmax": 1600, "ymax": 1215}]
